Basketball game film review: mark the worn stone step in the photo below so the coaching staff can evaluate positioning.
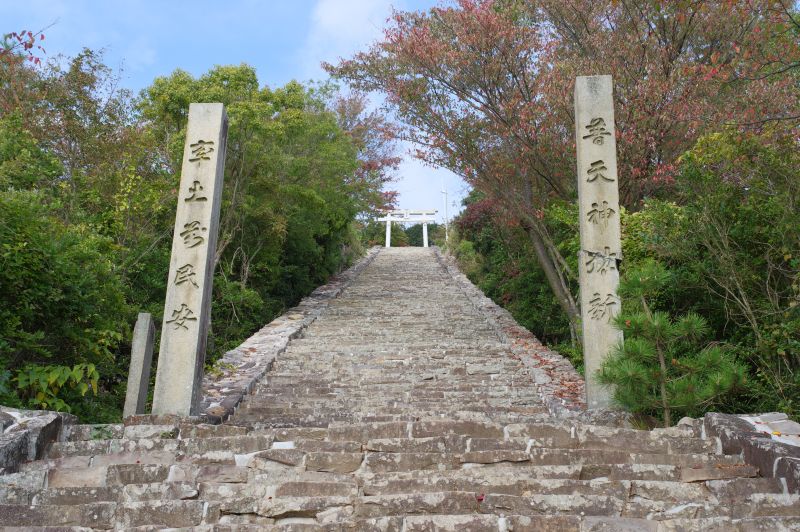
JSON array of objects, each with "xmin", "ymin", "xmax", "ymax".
[
  {"xmin": 0, "ymin": 502, "xmax": 116, "ymax": 528},
  {"xmin": 6, "ymin": 248, "xmax": 795, "ymax": 529}
]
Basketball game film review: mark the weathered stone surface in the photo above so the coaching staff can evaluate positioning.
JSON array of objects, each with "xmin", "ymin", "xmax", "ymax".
[
  {"xmin": 480, "ymin": 493, "xmax": 623, "ymax": 516},
  {"xmin": 305, "ymin": 452, "xmax": 363, "ymax": 473},
  {"xmin": 48, "ymin": 466, "xmax": 108, "ymax": 488},
  {"xmin": 364, "ymin": 452, "xmax": 459, "ymax": 473},
  {"xmin": 0, "ymin": 408, "xmax": 71, "ymax": 472},
  {"xmin": 0, "ymin": 433, "xmax": 28, "ymax": 473},
  {"xmin": 120, "ymin": 481, "xmax": 199, "ymax": 502},
  {"xmin": 108, "ymin": 464, "xmax": 170, "ymax": 485},
  {"xmin": 0, "ymin": 502, "xmax": 115, "ymax": 527},
  {"xmin": 403, "ymin": 514, "xmax": 498, "ymax": 531},
  {"xmin": 116, "ymin": 500, "xmax": 210, "ymax": 528},
  {"xmin": 680, "ymin": 463, "xmax": 758, "ymax": 482},
  {"xmin": 32, "ymin": 486, "xmax": 122, "ymax": 505},
  {"xmin": 356, "ymin": 492, "xmax": 478, "ymax": 518},
  {"xmin": 258, "ymin": 496, "xmax": 352, "ymax": 519},
  {"xmin": 152, "ymin": 102, "xmax": 229, "ymax": 417},
  {"xmin": 507, "ymin": 515, "xmax": 582, "ymax": 531},
  {"xmin": 3, "ymin": 246, "xmax": 799, "ymax": 529},
  {"xmin": 574, "ymin": 74, "xmax": 622, "ymax": 410},
  {"xmin": 124, "ymin": 312, "xmax": 155, "ymax": 417},
  {"xmin": 67, "ymin": 423, "xmax": 123, "ymax": 441}
]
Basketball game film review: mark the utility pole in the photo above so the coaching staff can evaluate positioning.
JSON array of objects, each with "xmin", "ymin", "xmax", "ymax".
[{"xmin": 441, "ymin": 186, "xmax": 449, "ymax": 245}]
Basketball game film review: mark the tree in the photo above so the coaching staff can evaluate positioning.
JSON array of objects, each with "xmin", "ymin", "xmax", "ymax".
[
  {"xmin": 599, "ymin": 260, "xmax": 748, "ymax": 426},
  {"xmin": 139, "ymin": 67, "xmax": 397, "ymax": 359},
  {"xmin": 332, "ymin": 92, "xmax": 401, "ymax": 213},
  {"xmin": 0, "ymin": 49, "xmax": 392, "ymax": 420},
  {"xmin": 327, "ymin": 0, "xmax": 800, "ymax": 341},
  {"xmin": 405, "ymin": 222, "xmax": 441, "ymax": 246}
]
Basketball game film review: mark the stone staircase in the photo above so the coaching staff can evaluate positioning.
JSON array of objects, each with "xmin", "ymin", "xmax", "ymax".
[{"xmin": 1, "ymin": 247, "xmax": 799, "ymax": 530}]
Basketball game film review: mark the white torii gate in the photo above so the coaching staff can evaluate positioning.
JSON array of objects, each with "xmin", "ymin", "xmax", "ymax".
[{"xmin": 376, "ymin": 209, "xmax": 438, "ymax": 248}]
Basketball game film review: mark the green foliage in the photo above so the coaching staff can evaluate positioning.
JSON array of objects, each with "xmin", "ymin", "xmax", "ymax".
[
  {"xmin": 0, "ymin": 114, "xmax": 61, "ymax": 190},
  {"xmin": 14, "ymin": 363, "xmax": 99, "ymax": 412},
  {"xmin": 599, "ymin": 260, "xmax": 747, "ymax": 426},
  {"xmin": 358, "ymin": 220, "xmax": 410, "ymax": 247},
  {"xmin": 405, "ymin": 223, "xmax": 442, "ymax": 247},
  {"xmin": 452, "ymin": 129, "xmax": 798, "ymax": 419},
  {"xmin": 0, "ymin": 52, "xmax": 386, "ymax": 420},
  {"xmin": 0, "ymin": 190, "xmax": 128, "ymax": 370}
]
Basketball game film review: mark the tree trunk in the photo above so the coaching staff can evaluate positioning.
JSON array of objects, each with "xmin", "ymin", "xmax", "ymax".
[
  {"xmin": 516, "ymin": 178, "xmax": 582, "ymax": 343},
  {"xmin": 523, "ymin": 223, "xmax": 582, "ymax": 343}
]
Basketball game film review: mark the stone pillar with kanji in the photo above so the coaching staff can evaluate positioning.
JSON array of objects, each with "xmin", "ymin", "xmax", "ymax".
[
  {"xmin": 575, "ymin": 76, "xmax": 623, "ymax": 410},
  {"xmin": 152, "ymin": 103, "xmax": 228, "ymax": 416}
]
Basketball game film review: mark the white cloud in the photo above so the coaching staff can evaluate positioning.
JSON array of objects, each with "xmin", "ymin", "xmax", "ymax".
[
  {"xmin": 122, "ymin": 35, "xmax": 157, "ymax": 73},
  {"xmin": 299, "ymin": 0, "xmax": 395, "ymax": 80}
]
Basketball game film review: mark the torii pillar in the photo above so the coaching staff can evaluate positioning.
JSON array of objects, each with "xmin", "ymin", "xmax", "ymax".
[
  {"xmin": 422, "ymin": 223, "xmax": 429, "ymax": 248},
  {"xmin": 385, "ymin": 220, "xmax": 392, "ymax": 248}
]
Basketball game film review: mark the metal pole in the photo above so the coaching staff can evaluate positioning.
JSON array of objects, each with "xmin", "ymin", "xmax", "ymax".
[{"xmin": 441, "ymin": 187, "xmax": 449, "ymax": 245}]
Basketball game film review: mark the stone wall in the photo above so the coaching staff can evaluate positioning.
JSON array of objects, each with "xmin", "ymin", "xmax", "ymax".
[{"xmin": 0, "ymin": 408, "xmax": 75, "ymax": 473}]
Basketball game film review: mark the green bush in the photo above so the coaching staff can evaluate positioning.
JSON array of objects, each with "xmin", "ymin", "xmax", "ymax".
[
  {"xmin": 0, "ymin": 190, "xmax": 128, "ymax": 414},
  {"xmin": 599, "ymin": 260, "xmax": 748, "ymax": 426},
  {"xmin": 0, "ymin": 190, "xmax": 128, "ymax": 368},
  {"xmin": 15, "ymin": 363, "xmax": 100, "ymax": 413},
  {"xmin": 451, "ymin": 129, "xmax": 799, "ymax": 419}
]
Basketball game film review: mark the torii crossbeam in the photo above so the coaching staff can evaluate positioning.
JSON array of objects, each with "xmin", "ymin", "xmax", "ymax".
[{"xmin": 376, "ymin": 209, "xmax": 438, "ymax": 248}]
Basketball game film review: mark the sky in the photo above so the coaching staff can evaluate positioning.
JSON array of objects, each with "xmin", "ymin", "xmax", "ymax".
[{"xmin": 0, "ymin": 0, "xmax": 469, "ymax": 223}]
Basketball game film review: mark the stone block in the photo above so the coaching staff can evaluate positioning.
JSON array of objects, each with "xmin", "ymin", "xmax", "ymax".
[
  {"xmin": 583, "ymin": 517, "xmax": 658, "ymax": 531},
  {"xmin": 507, "ymin": 515, "xmax": 581, "ymax": 532},
  {"xmin": 0, "ymin": 433, "xmax": 28, "ymax": 473},
  {"xmin": 123, "ymin": 424, "xmax": 179, "ymax": 440},
  {"xmin": 91, "ymin": 450, "xmax": 175, "ymax": 467},
  {"xmin": 108, "ymin": 464, "xmax": 170, "ymax": 485},
  {"xmin": 121, "ymin": 481, "xmax": 199, "ymax": 502},
  {"xmin": 363, "ymin": 452, "xmax": 458, "ymax": 473},
  {"xmin": 258, "ymin": 495, "xmax": 352, "ymax": 519},
  {"xmin": 5, "ymin": 410, "xmax": 65, "ymax": 462},
  {"xmin": 411, "ymin": 420, "xmax": 503, "ymax": 438},
  {"xmin": 356, "ymin": 492, "xmax": 478, "ymax": 519},
  {"xmin": 366, "ymin": 436, "xmax": 466, "ymax": 453},
  {"xmin": 404, "ymin": 514, "xmax": 498, "ymax": 531},
  {"xmin": 0, "ymin": 502, "xmax": 115, "ymax": 528},
  {"xmin": 305, "ymin": 452, "xmax": 364, "ymax": 473},
  {"xmin": 124, "ymin": 312, "xmax": 155, "ymax": 417},
  {"xmin": 328, "ymin": 422, "xmax": 408, "ymax": 442},
  {"xmin": 252, "ymin": 448, "xmax": 305, "ymax": 467},
  {"xmin": 48, "ymin": 466, "xmax": 108, "ymax": 488},
  {"xmin": 116, "ymin": 500, "xmax": 209, "ymax": 528},
  {"xmin": 32, "ymin": 486, "xmax": 121, "ymax": 505},
  {"xmin": 680, "ymin": 463, "xmax": 758, "ymax": 482},
  {"xmin": 196, "ymin": 464, "xmax": 249, "ymax": 483},
  {"xmin": 276, "ymin": 481, "xmax": 357, "ymax": 498}
]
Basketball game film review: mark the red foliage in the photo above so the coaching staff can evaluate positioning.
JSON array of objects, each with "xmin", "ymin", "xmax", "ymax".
[
  {"xmin": 333, "ymin": 92, "xmax": 402, "ymax": 214},
  {"xmin": 328, "ymin": 0, "xmax": 799, "ymax": 210},
  {"xmin": 1, "ymin": 29, "xmax": 46, "ymax": 66}
]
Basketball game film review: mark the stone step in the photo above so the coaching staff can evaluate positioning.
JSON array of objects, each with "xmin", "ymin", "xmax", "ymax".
[
  {"xmin": 284, "ymin": 339, "xmax": 507, "ymax": 351},
  {"xmin": 360, "ymin": 475, "xmax": 785, "ymax": 498},
  {"xmin": 4, "ymin": 247, "xmax": 794, "ymax": 528}
]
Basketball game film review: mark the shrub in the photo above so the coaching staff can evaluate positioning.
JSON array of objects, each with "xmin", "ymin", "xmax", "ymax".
[{"xmin": 599, "ymin": 260, "xmax": 748, "ymax": 426}]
